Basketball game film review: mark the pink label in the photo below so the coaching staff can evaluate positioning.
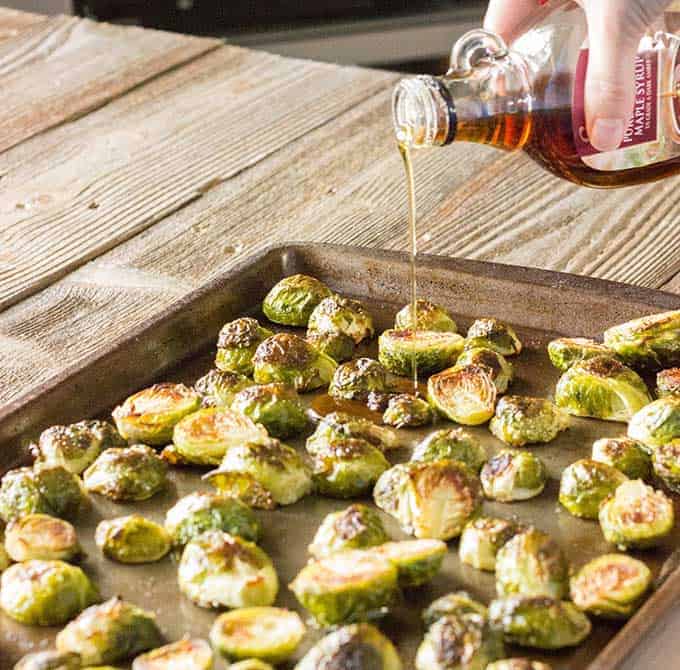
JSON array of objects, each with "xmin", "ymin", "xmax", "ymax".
[{"xmin": 572, "ymin": 49, "xmax": 659, "ymax": 156}]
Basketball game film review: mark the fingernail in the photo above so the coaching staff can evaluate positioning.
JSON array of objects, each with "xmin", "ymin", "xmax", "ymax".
[{"xmin": 591, "ymin": 118, "xmax": 625, "ymax": 153}]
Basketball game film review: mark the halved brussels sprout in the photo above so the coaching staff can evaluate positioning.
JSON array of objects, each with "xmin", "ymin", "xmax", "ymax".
[
  {"xmin": 194, "ymin": 369, "xmax": 252, "ymax": 407},
  {"xmin": 262, "ymin": 274, "xmax": 333, "ymax": 326},
  {"xmin": 628, "ymin": 396, "xmax": 680, "ymax": 449},
  {"xmin": 14, "ymin": 651, "xmax": 82, "ymax": 670},
  {"xmin": 56, "ymin": 597, "xmax": 162, "ymax": 665},
  {"xmin": 308, "ymin": 504, "xmax": 389, "ymax": 559},
  {"xmin": 459, "ymin": 516, "xmax": 519, "ymax": 572},
  {"xmin": 95, "ymin": 515, "xmax": 170, "ymax": 564},
  {"xmin": 289, "ymin": 549, "xmax": 399, "ymax": 626},
  {"xmin": 83, "ymin": 445, "xmax": 167, "ymax": 502},
  {"xmin": 306, "ymin": 411, "xmax": 399, "ymax": 454},
  {"xmin": 569, "ymin": 554, "xmax": 651, "ymax": 619},
  {"xmin": 591, "ymin": 437, "xmax": 652, "ymax": 480},
  {"xmin": 215, "ymin": 318, "xmax": 274, "ymax": 376},
  {"xmin": 481, "ymin": 450, "xmax": 546, "ymax": 502},
  {"xmin": 383, "ymin": 394, "xmax": 433, "ymax": 428},
  {"xmin": 131, "ymin": 637, "xmax": 213, "ymax": 670},
  {"xmin": 489, "ymin": 396, "xmax": 568, "ymax": 447},
  {"xmin": 411, "ymin": 428, "xmax": 487, "ymax": 472},
  {"xmin": 204, "ymin": 472, "xmax": 275, "ymax": 511},
  {"xmin": 112, "ymin": 383, "xmax": 201, "ymax": 446},
  {"xmin": 5, "ymin": 514, "xmax": 80, "ymax": 562},
  {"xmin": 555, "ymin": 356, "xmax": 652, "ymax": 422},
  {"xmin": 487, "ymin": 660, "xmax": 552, "ymax": 670},
  {"xmin": 395, "ymin": 299, "xmax": 457, "ymax": 333},
  {"xmin": 415, "ymin": 614, "xmax": 504, "ymax": 670},
  {"xmin": 253, "ymin": 333, "xmax": 337, "ymax": 391},
  {"xmin": 178, "ymin": 530, "xmax": 278, "ymax": 609},
  {"xmin": 1, "ymin": 560, "xmax": 99, "ymax": 626},
  {"xmin": 328, "ymin": 357, "xmax": 389, "ymax": 401},
  {"xmin": 488, "ymin": 596, "xmax": 591, "ymax": 649},
  {"xmin": 599, "ymin": 479, "xmax": 674, "ymax": 549},
  {"xmin": 230, "ymin": 661, "xmax": 274, "ymax": 670},
  {"xmin": 379, "ymin": 329, "xmax": 465, "ymax": 377},
  {"xmin": 210, "ymin": 607, "xmax": 305, "ymax": 663},
  {"xmin": 206, "ymin": 437, "xmax": 312, "ymax": 506},
  {"xmin": 368, "ymin": 539, "xmax": 447, "ymax": 588},
  {"xmin": 422, "ymin": 591, "xmax": 488, "ymax": 629},
  {"xmin": 428, "ymin": 364, "xmax": 497, "ymax": 425},
  {"xmin": 465, "ymin": 319, "xmax": 522, "ymax": 357},
  {"xmin": 495, "ymin": 528, "xmax": 568, "ymax": 599},
  {"xmin": 295, "ymin": 623, "xmax": 402, "ymax": 670},
  {"xmin": 603, "ymin": 310, "xmax": 680, "ymax": 368},
  {"xmin": 306, "ymin": 330, "xmax": 355, "ymax": 363},
  {"xmin": 657, "ymin": 368, "xmax": 680, "ymax": 398},
  {"xmin": 547, "ymin": 337, "xmax": 614, "ymax": 372},
  {"xmin": 0, "ymin": 525, "xmax": 10, "ymax": 573},
  {"xmin": 374, "ymin": 460, "xmax": 482, "ymax": 540},
  {"xmin": 164, "ymin": 491, "xmax": 261, "ymax": 546},
  {"xmin": 559, "ymin": 459, "xmax": 628, "ymax": 520},
  {"xmin": 456, "ymin": 347, "xmax": 513, "ymax": 394},
  {"xmin": 652, "ymin": 439, "xmax": 680, "ymax": 493},
  {"xmin": 32, "ymin": 420, "xmax": 125, "ymax": 474},
  {"xmin": 308, "ymin": 295, "xmax": 374, "ymax": 344},
  {"xmin": 231, "ymin": 383, "xmax": 307, "ymax": 439}
]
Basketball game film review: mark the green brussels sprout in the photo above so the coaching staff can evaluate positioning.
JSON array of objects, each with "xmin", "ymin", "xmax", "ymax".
[
  {"xmin": 32, "ymin": 420, "xmax": 125, "ymax": 475},
  {"xmin": 458, "ymin": 516, "xmax": 519, "ymax": 572},
  {"xmin": 56, "ymin": 597, "xmax": 162, "ymax": 665},
  {"xmin": 657, "ymin": 368, "xmax": 680, "ymax": 398},
  {"xmin": 132, "ymin": 637, "xmax": 213, "ymax": 670},
  {"xmin": 231, "ymin": 383, "xmax": 307, "ymax": 439},
  {"xmin": 253, "ymin": 333, "xmax": 337, "ymax": 391},
  {"xmin": 215, "ymin": 318, "xmax": 274, "ymax": 376},
  {"xmin": 306, "ymin": 411, "xmax": 399, "ymax": 454},
  {"xmin": 569, "ymin": 554, "xmax": 651, "ymax": 619},
  {"xmin": 628, "ymin": 396, "xmax": 680, "ymax": 449},
  {"xmin": 164, "ymin": 491, "xmax": 261, "ymax": 546},
  {"xmin": 308, "ymin": 295, "xmax": 374, "ymax": 344},
  {"xmin": 194, "ymin": 369, "xmax": 252, "ymax": 407},
  {"xmin": 0, "ymin": 525, "xmax": 10, "ymax": 573},
  {"xmin": 295, "ymin": 623, "xmax": 401, "ymax": 670},
  {"xmin": 210, "ymin": 607, "xmax": 305, "ymax": 663},
  {"xmin": 481, "ymin": 450, "xmax": 547, "ymax": 502},
  {"xmin": 379, "ymin": 329, "xmax": 465, "ymax": 377},
  {"xmin": 559, "ymin": 459, "xmax": 628, "ymax": 520},
  {"xmin": 455, "ymin": 347, "xmax": 513, "ymax": 393},
  {"xmin": 465, "ymin": 319, "xmax": 522, "ymax": 357},
  {"xmin": 308, "ymin": 504, "xmax": 389, "ymax": 559},
  {"xmin": 83, "ymin": 445, "xmax": 167, "ymax": 502},
  {"xmin": 5, "ymin": 514, "xmax": 80, "ymax": 562},
  {"xmin": 488, "ymin": 596, "xmax": 591, "ymax": 649},
  {"xmin": 495, "ymin": 528, "xmax": 568, "ymax": 599},
  {"xmin": 262, "ymin": 274, "xmax": 333, "ymax": 326},
  {"xmin": 14, "ymin": 651, "xmax": 82, "ymax": 670},
  {"xmin": 1, "ymin": 560, "xmax": 99, "ymax": 626},
  {"xmin": 328, "ymin": 357, "xmax": 389, "ymax": 401},
  {"xmin": 411, "ymin": 428, "xmax": 487, "ymax": 473},
  {"xmin": 178, "ymin": 530, "xmax": 278, "ymax": 609},
  {"xmin": 290, "ymin": 549, "xmax": 399, "ymax": 626},
  {"xmin": 547, "ymin": 337, "xmax": 615, "ymax": 372},
  {"xmin": 486, "ymin": 660, "xmax": 552, "ymax": 670},
  {"xmin": 112, "ymin": 383, "xmax": 201, "ymax": 446},
  {"xmin": 306, "ymin": 330, "xmax": 355, "ymax": 363},
  {"xmin": 415, "ymin": 614, "xmax": 504, "ymax": 670},
  {"xmin": 203, "ymin": 471, "xmax": 276, "ymax": 511},
  {"xmin": 422, "ymin": 591, "xmax": 488, "ymax": 629},
  {"xmin": 395, "ymin": 299, "xmax": 458, "ymax": 333},
  {"xmin": 591, "ymin": 437, "xmax": 652, "ymax": 480},
  {"xmin": 428, "ymin": 364, "xmax": 497, "ymax": 425},
  {"xmin": 206, "ymin": 437, "xmax": 312, "ymax": 506},
  {"xmin": 599, "ymin": 479, "xmax": 674, "ymax": 549},
  {"xmin": 374, "ymin": 460, "xmax": 482, "ymax": 540},
  {"xmin": 95, "ymin": 515, "xmax": 171, "ymax": 564},
  {"xmin": 652, "ymin": 439, "xmax": 680, "ymax": 493},
  {"xmin": 489, "ymin": 396, "xmax": 569, "ymax": 447},
  {"xmin": 230, "ymin": 661, "xmax": 274, "ymax": 670},
  {"xmin": 368, "ymin": 539, "xmax": 447, "ymax": 588},
  {"xmin": 382, "ymin": 394, "xmax": 433, "ymax": 428}
]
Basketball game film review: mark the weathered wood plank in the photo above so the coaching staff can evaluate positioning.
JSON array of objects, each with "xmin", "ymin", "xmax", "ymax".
[
  {"xmin": 0, "ymin": 7, "xmax": 45, "ymax": 43},
  {"xmin": 662, "ymin": 272, "xmax": 680, "ymax": 294}
]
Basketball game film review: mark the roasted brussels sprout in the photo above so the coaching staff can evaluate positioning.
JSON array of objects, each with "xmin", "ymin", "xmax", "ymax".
[
  {"xmin": 458, "ymin": 516, "xmax": 519, "ymax": 572},
  {"xmin": 411, "ymin": 428, "xmax": 487, "ymax": 473},
  {"xmin": 486, "ymin": 660, "xmax": 552, "ymax": 670},
  {"xmin": 465, "ymin": 319, "xmax": 522, "ymax": 357},
  {"xmin": 164, "ymin": 491, "xmax": 261, "ymax": 546},
  {"xmin": 547, "ymin": 337, "xmax": 615, "ymax": 372},
  {"xmin": 194, "ymin": 369, "xmax": 252, "ymax": 407},
  {"xmin": 290, "ymin": 549, "xmax": 398, "ymax": 626},
  {"xmin": 56, "ymin": 597, "xmax": 162, "ymax": 665},
  {"xmin": 5, "ymin": 514, "xmax": 80, "ymax": 562},
  {"xmin": 112, "ymin": 383, "xmax": 201, "ymax": 446},
  {"xmin": 395, "ymin": 299, "xmax": 458, "ymax": 333},
  {"xmin": 328, "ymin": 357, "xmax": 389, "ymax": 401},
  {"xmin": 308, "ymin": 295, "xmax": 374, "ymax": 344},
  {"xmin": 231, "ymin": 383, "xmax": 307, "ymax": 439},
  {"xmin": 14, "ymin": 651, "xmax": 82, "ymax": 670},
  {"xmin": 32, "ymin": 420, "xmax": 125, "ymax": 474},
  {"xmin": 489, "ymin": 396, "xmax": 568, "ymax": 447},
  {"xmin": 215, "ymin": 317, "xmax": 274, "ymax": 376},
  {"xmin": 488, "ymin": 596, "xmax": 591, "ymax": 649},
  {"xmin": 131, "ymin": 637, "xmax": 214, "ymax": 670},
  {"xmin": 262, "ymin": 274, "xmax": 333, "ymax": 326},
  {"xmin": 652, "ymin": 439, "xmax": 680, "ymax": 493},
  {"xmin": 628, "ymin": 396, "xmax": 680, "ymax": 449},
  {"xmin": 555, "ymin": 356, "xmax": 652, "ymax": 422},
  {"xmin": 455, "ymin": 347, "xmax": 513, "ymax": 393},
  {"xmin": 230, "ymin": 661, "xmax": 274, "ymax": 670},
  {"xmin": 374, "ymin": 460, "xmax": 482, "ymax": 540},
  {"xmin": 481, "ymin": 450, "xmax": 547, "ymax": 502},
  {"xmin": 306, "ymin": 411, "xmax": 399, "ymax": 454},
  {"xmin": 570, "ymin": 554, "xmax": 651, "ymax": 619},
  {"xmin": 599, "ymin": 479, "xmax": 674, "ymax": 549},
  {"xmin": 308, "ymin": 504, "xmax": 389, "ymax": 559},
  {"xmin": 210, "ymin": 607, "xmax": 305, "ymax": 663},
  {"xmin": 178, "ymin": 530, "xmax": 278, "ymax": 609},
  {"xmin": 495, "ymin": 528, "xmax": 568, "ymax": 599},
  {"xmin": 379, "ymin": 329, "xmax": 465, "ymax": 377},
  {"xmin": 603, "ymin": 309, "xmax": 680, "ymax": 368},
  {"xmin": 422, "ymin": 591, "xmax": 488, "ymax": 628},
  {"xmin": 428, "ymin": 364, "xmax": 497, "ymax": 425},
  {"xmin": 306, "ymin": 330, "xmax": 355, "ymax": 363},
  {"xmin": 253, "ymin": 333, "xmax": 337, "ymax": 391},
  {"xmin": 83, "ymin": 445, "xmax": 167, "ymax": 502},
  {"xmin": 591, "ymin": 437, "xmax": 652, "ymax": 480},
  {"xmin": 657, "ymin": 368, "xmax": 680, "ymax": 398},
  {"xmin": 1, "ymin": 560, "xmax": 99, "ymax": 626},
  {"xmin": 0, "ymin": 525, "xmax": 10, "ymax": 573},
  {"xmin": 95, "ymin": 515, "xmax": 170, "ymax": 564},
  {"xmin": 559, "ymin": 459, "xmax": 628, "ymax": 519},
  {"xmin": 369, "ymin": 539, "xmax": 447, "ymax": 588},
  {"xmin": 295, "ymin": 623, "xmax": 401, "ymax": 670},
  {"xmin": 383, "ymin": 394, "xmax": 433, "ymax": 428}
]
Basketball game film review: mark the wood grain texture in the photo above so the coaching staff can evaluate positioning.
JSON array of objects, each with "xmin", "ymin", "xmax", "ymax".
[{"xmin": 0, "ymin": 7, "xmax": 45, "ymax": 44}]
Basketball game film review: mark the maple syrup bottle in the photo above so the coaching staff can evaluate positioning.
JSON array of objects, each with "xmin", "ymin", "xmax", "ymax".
[{"xmin": 393, "ymin": 5, "xmax": 680, "ymax": 187}]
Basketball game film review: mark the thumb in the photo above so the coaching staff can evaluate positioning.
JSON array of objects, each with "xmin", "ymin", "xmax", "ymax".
[{"xmin": 484, "ymin": 0, "xmax": 552, "ymax": 44}]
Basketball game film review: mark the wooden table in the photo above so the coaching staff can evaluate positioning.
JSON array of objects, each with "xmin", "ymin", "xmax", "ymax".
[{"xmin": 0, "ymin": 8, "xmax": 678, "ymax": 667}]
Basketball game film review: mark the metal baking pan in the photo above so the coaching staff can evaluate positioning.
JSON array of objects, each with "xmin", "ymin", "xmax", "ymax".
[{"xmin": 1, "ymin": 243, "xmax": 679, "ymax": 669}]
